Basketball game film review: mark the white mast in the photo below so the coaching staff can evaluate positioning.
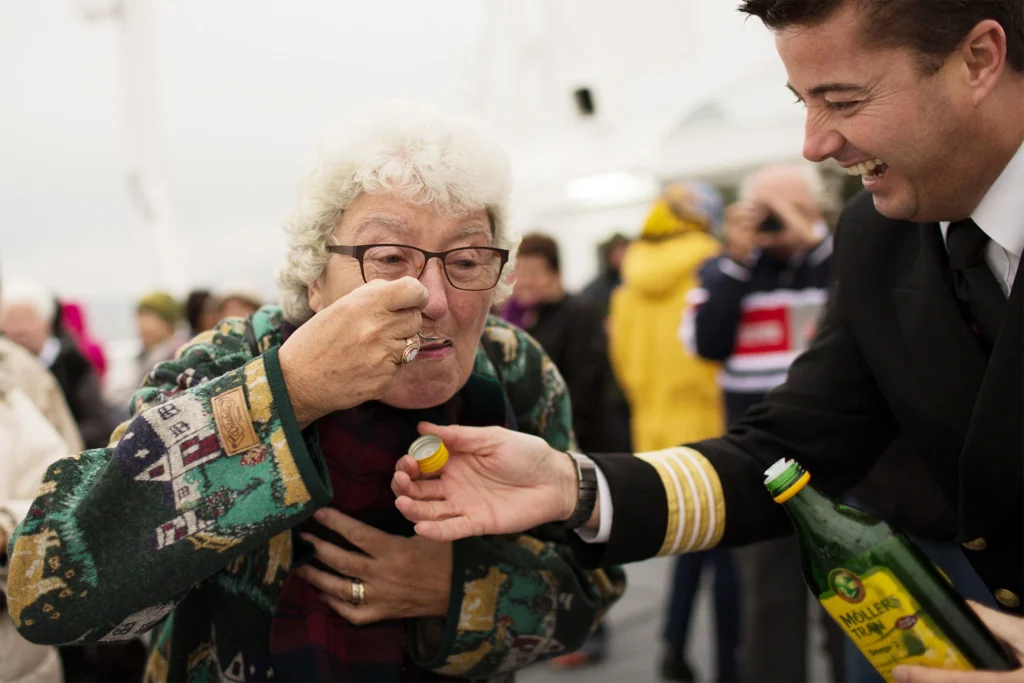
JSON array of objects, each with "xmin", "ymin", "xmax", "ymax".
[{"xmin": 74, "ymin": 0, "xmax": 186, "ymax": 293}]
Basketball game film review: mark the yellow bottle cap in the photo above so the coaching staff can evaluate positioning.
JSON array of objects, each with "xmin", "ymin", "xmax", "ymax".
[{"xmin": 409, "ymin": 435, "xmax": 448, "ymax": 474}]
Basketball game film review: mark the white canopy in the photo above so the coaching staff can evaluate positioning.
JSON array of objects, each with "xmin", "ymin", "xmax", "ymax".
[{"xmin": 0, "ymin": 0, "xmax": 806, "ymax": 334}]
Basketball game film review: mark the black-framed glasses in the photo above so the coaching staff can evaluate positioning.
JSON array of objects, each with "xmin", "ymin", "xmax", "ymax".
[{"xmin": 327, "ymin": 244, "xmax": 510, "ymax": 291}]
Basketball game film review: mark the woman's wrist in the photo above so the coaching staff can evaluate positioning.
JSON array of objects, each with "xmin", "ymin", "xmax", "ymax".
[{"xmin": 277, "ymin": 344, "xmax": 325, "ymax": 429}]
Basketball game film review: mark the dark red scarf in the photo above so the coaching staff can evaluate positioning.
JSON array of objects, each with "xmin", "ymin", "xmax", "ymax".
[{"xmin": 268, "ymin": 337, "xmax": 511, "ymax": 682}]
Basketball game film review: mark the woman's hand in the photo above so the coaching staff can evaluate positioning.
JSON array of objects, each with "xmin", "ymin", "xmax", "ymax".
[
  {"xmin": 278, "ymin": 277, "xmax": 429, "ymax": 428},
  {"xmin": 392, "ymin": 422, "xmax": 581, "ymax": 542},
  {"xmin": 295, "ymin": 507, "xmax": 453, "ymax": 625},
  {"xmin": 893, "ymin": 602, "xmax": 1024, "ymax": 682}
]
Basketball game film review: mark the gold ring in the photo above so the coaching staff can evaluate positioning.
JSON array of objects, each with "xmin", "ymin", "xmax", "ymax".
[
  {"xmin": 351, "ymin": 579, "xmax": 365, "ymax": 606},
  {"xmin": 401, "ymin": 338, "xmax": 419, "ymax": 364}
]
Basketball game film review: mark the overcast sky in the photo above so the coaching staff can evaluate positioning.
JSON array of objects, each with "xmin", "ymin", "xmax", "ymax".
[{"xmin": 0, "ymin": 0, "xmax": 779, "ymax": 338}]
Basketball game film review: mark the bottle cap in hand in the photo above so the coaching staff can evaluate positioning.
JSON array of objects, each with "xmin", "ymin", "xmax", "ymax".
[{"xmin": 409, "ymin": 435, "xmax": 448, "ymax": 474}]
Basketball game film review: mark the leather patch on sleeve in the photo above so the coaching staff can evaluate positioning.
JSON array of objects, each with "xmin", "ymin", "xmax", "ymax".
[{"xmin": 211, "ymin": 386, "xmax": 260, "ymax": 456}]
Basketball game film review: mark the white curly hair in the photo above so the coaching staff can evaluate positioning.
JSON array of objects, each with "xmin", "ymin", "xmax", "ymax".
[
  {"xmin": 0, "ymin": 277, "xmax": 56, "ymax": 324},
  {"xmin": 276, "ymin": 99, "xmax": 519, "ymax": 324}
]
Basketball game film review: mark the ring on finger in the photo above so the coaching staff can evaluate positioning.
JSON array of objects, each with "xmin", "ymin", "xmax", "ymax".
[
  {"xmin": 401, "ymin": 337, "xmax": 419, "ymax": 364},
  {"xmin": 350, "ymin": 578, "xmax": 365, "ymax": 606}
]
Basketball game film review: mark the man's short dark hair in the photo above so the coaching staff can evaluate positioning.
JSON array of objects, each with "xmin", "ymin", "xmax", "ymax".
[
  {"xmin": 518, "ymin": 233, "xmax": 560, "ymax": 274},
  {"xmin": 739, "ymin": 0, "xmax": 1024, "ymax": 74}
]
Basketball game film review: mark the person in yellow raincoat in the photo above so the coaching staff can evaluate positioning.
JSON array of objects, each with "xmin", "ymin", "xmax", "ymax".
[
  {"xmin": 608, "ymin": 182, "xmax": 737, "ymax": 681},
  {"xmin": 609, "ymin": 182, "xmax": 725, "ymax": 452}
]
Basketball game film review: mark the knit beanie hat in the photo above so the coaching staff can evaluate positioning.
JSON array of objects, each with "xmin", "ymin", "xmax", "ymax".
[
  {"xmin": 137, "ymin": 291, "xmax": 182, "ymax": 327},
  {"xmin": 641, "ymin": 181, "xmax": 722, "ymax": 239}
]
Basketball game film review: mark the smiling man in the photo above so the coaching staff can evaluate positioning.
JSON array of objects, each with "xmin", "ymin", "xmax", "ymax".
[{"xmin": 392, "ymin": 2, "xmax": 1024, "ymax": 682}]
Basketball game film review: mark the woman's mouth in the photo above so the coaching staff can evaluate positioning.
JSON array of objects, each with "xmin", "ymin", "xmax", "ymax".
[{"xmin": 416, "ymin": 335, "xmax": 453, "ymax": 360}]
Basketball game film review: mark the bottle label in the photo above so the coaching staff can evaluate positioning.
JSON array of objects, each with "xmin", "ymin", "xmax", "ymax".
[{"xmin": 819, "ymin": 566, "xmax": 973, "ymax": 682}]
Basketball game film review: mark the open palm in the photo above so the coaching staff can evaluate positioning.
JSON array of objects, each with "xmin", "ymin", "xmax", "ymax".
[{"xmin": 392, "ymin": 423, "xmax": 576, "ymax": 541}]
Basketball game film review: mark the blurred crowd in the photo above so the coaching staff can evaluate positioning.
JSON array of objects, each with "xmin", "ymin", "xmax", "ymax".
[{"xmin": 0, "ymin": 283, "xmax": 264, "ymax": 682}]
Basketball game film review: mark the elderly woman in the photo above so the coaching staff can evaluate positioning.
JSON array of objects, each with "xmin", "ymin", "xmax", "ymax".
[
  {"xmin": 7, "ymin": 101, "xmax": 624, "ymax": 683},
  {"xmin": 0, "ymin": 279, "xmax": 112, "ymax": 450}
]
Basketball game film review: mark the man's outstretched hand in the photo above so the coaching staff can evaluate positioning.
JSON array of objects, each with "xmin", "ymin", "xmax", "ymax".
[{"xmin": 392, "ymin": 422, "xmax": 580, "ymax": 541}]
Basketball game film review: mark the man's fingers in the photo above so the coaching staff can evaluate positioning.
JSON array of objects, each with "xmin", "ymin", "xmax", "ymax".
[
  {"xmin": 394, "ymin": 495, "xmax": 458, "ymax": 523},
  {"xmin": 313, "ymin": 508, "xmax": 390, "ymax": 556},
  {"xmin": 417, "ymin": 422, "xmax": 499, "ymax": 454},
  {"xmin": 969, "ymin": 602, "xmax": 1024, "ymax": 656},
  {"xmin": 892, "ymin": 665, "xmax": 1013, "ymax": 683},
  {"xmin": 395, "ymin": 455, "xmax": 421, "ymax": 480},
  {"xmin": 379, "ymin": 276, "xmax": 430, "ymax": 313},
  {"xmin": 413, "ymin": 518, "xmax": 477, "ymax": 543},
  {"xmin": 392, "ymin": 470, "xmax": 446, "ymax": 500}
]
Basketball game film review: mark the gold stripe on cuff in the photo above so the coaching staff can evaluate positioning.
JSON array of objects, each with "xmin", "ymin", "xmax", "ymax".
[
  {"xmin": 635, "ymin": 451, "xmax": 682, "ymax": 556},
  {"xmin": 657, "ymin": 449, "xmax": 699, "ymax": 554},
  {"xmin": 636, "ymin": 447, "xmax": 726, "ymax": 556},
  {"xmin": 680, "ymin": 447, "xmax": 726, "ymax": 549}
]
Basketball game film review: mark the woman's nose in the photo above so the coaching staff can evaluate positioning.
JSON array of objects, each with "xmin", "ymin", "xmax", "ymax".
[{"xmin": 418, "ymin": 259, "xmax": 450, "ymax": 319}]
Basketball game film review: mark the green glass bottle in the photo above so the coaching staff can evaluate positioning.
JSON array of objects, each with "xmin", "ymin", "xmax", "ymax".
[{"xmin": 764, "ymin": 458, "xmax": 1014, "ymax": 681}]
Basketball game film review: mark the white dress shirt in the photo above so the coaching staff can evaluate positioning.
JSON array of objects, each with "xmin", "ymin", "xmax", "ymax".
[
  {"xmin": 939, "ymin": 140, "xmax": 1024, "ymax": 298},
  {"xmin": 578, "ymin": 141, "xmax": 1024, "ymax": 545}
]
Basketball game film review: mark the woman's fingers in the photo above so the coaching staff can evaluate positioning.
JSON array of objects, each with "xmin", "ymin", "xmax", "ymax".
[
  {"xmin": 318, "ymin": 592, "xmax": 377, "ymax": 626},
  {"xmin": 377, "ymin": 276, "xmax": 429, "ymax": 313},
  {"xmin": 386, "ymin": 307, "xmax": 424, "ymax": 342},
  {"xmin": 296, "ymin": 564, "xmax": 360, "ymax": 603},
  {"xmin": 300, "ymin": 532, "xmax": 373, "ymax": 576}
]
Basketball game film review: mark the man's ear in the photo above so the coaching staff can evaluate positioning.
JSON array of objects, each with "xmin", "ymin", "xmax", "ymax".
[{"xmin": 958, "ymin": 19, "xmax": 1008, "ymax": 106}]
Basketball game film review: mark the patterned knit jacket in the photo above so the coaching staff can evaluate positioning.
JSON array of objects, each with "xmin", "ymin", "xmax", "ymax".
[{"xmin": 6, "ymin": 307, "xmax": 625, "ymax": 682}]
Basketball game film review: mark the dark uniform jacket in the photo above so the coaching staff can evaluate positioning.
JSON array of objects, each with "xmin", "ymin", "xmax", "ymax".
[{"xmin": 573, "ymin": 191, "xmax": 1023, "ymax": 615}]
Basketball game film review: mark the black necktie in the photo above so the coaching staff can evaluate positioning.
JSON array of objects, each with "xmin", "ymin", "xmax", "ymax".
[{"xmin": 946, "ymin": 218, "xmax": 1006, "ymax": 353}]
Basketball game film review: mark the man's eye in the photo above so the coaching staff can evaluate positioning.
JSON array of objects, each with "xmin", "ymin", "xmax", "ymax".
[{"xmin": 826, "ymin": 101, "xmax": 858, "ymax": 112}]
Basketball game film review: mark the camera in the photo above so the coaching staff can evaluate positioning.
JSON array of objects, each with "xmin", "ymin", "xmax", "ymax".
[{"xmin": 758, "ymin": 213, "xmax": 783, "ymax": 233}]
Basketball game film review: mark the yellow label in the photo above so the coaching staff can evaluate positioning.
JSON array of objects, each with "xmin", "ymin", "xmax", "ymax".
[{"xmin": 820, "ymin": 567, "xmax": 973, "ymax": 682}]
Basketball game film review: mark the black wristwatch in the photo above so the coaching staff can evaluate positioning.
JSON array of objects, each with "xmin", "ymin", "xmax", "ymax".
[{"xmin": 561, "ymin": 452, "xmax": 599, "ymax": 530}]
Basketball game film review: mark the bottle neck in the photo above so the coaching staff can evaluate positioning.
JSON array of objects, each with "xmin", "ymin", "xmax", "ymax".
[{"xmin": 779, "ymin": 483, "xmax": 834, "ymax": 539}]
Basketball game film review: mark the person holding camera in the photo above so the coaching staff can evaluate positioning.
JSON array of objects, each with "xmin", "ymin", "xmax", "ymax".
[{"xmin": 682, "ymin": 163, "xmax": 834, "ymax": 431}]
